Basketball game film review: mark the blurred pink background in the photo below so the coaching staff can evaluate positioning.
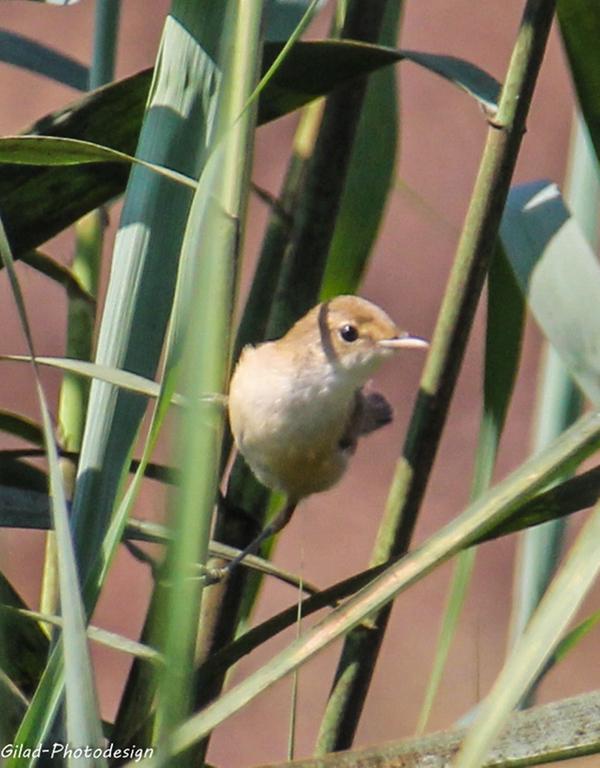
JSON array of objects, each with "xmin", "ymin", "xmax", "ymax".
[{"xmin": 0, "ymin": 2, "xmax": 598, "ymax": 766}]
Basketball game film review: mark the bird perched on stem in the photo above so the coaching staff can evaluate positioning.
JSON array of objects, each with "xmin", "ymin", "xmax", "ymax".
[{"xmin": 216, "ymin": 295, "xmax": 427, "ymax": 580}]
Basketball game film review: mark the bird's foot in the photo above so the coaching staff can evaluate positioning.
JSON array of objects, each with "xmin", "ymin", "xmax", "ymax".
[{"xmin": 198, "ymin": 564, "xmax": 229, "ymax": 585}]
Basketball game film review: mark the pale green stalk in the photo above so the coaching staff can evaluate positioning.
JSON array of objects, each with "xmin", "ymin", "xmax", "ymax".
[
  {"xmin": 152, "ymin": 1, "xmax": 262, "ymax": 760},
  {"xmin": 0, "ymin": 215, "xmax": 105, "ymax": 766},
  {"xmin": 40, "ymin": 0, "xmax": 119, "ymax": 618},
  {"xmin": 456, "ymin": 499, "xmax": 600, "ymax": 767},
  {"xmin": 59, "ymin": 0, "xmax": 121, "ymax": 448},
  {"xmin": 90, "ymin": 0, "xmax": 120, "ymax": 90},
  {"xmin": 509, "ymin": 113, "xmax": 600, "ymax": 704},
  {"xmin": 70, "ymin": 0, "xmax": 222, "ymax": 586}
]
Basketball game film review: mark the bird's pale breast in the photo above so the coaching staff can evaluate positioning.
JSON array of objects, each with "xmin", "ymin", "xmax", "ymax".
[{"xmin": 228, "ymin": 343, "xmax": 356, "ymax": 500}]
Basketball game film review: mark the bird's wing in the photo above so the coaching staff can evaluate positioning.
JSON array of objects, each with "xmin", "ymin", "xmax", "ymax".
[{"xmin": 338, "ymin": 390, "xmax": 393, "ymax": 454}]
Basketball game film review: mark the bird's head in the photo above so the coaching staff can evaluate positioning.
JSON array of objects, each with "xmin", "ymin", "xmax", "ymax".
[{"xmin": 284, "ymin": 295, "xmax": 428, "ymax": 386}]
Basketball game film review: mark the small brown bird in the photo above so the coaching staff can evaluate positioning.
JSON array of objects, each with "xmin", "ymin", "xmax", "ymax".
[{"xmin": 220, "ymin": 295, "xmax": 427, "ymax": 577}]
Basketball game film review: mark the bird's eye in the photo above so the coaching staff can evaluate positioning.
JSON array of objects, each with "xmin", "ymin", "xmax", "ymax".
[{"xmin": 340, "ymin": 324, "xmax": 359, "ymax": 342}]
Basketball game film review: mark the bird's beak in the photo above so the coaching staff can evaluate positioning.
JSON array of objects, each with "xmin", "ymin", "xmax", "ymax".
[{"xmin": 378, "ymin": 333, "xmax": 429, "ymax": 351}]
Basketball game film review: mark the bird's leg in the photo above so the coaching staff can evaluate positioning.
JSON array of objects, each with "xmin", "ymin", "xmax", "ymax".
[{"xmin": 205, "ymin": 500, "xmax": 298, "ymax": 584}]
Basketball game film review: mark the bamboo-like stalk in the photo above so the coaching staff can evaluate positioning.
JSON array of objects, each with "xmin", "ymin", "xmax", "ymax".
[{"xmin": 316, "ymin": 0, "xmax": 557, "ymax": 752}]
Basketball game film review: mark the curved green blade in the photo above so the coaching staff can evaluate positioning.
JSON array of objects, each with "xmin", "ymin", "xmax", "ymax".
[
  {"xmin": 500, "ymin": 181, "xmax": 600, "ymax": 406},
  {"xmin": 1, "ymin": 42, "xmax": 498, "ymax": 259}
]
